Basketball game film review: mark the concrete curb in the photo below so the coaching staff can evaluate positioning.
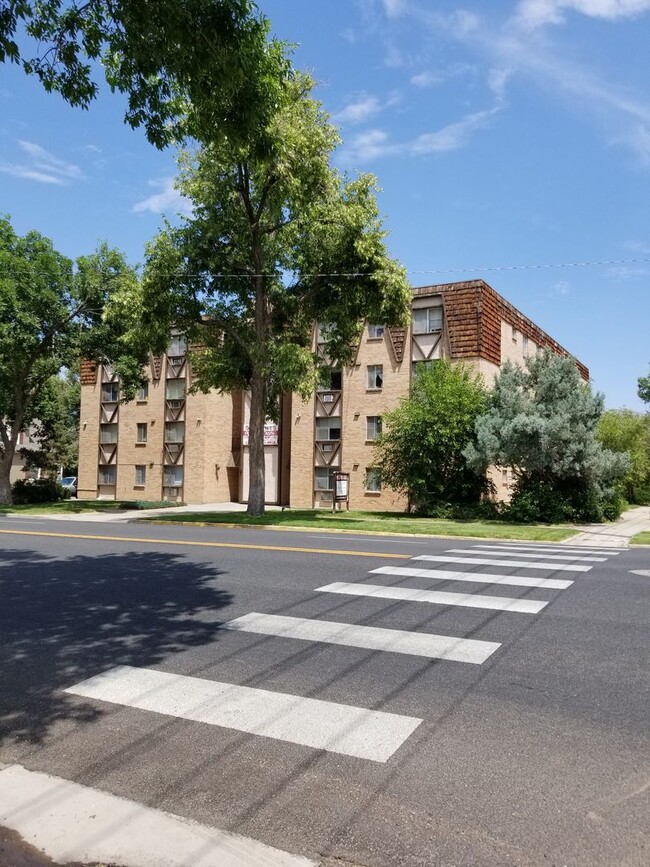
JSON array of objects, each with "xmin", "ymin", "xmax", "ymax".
[{"xmin": 0, "ymin": 764, "xmax": 318, "ymax": 867}]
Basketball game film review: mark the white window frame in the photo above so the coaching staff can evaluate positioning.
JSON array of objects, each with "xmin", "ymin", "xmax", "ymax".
[
  {"xmin": 365, "ymin": 468, "xmax": 382, "ymax": 493},
  {"xmin": 99, "ymin": 424, "xmax": 118, "ymax": 444},
  {"xmin": 136, "ymin": 422, "xmax": 148, "ymax": 444},
  {"xmin": 165, "ymin": 421, "xmax": 185, "ymax": 443},
  {"xmin": 165, "ymin": 379, "xmax": 185, "ymax": 400},
  {"xmin": 135, "ymin": 465, "xmax": 146, "ymax": 486},
  {"xmin": 413, "ymin": 307, "xmax": 442, "ymax": 335},
  {"xmin": 522, "ymin": 334, "xmax": 529, "ymax": 356},
  {"xmin": 98, "ymin": 466, "xmax": 116, "ymax": 485},
  {"xmin": 367, "ymin": 364, "xmax": 383, "ymax": 390},
  {"xmin": 137, "ymin": 382, "xmax": 149, "ymax": 401},
  {"xmin": 314, "ymin": 467, "xmax": 336, "ymax": 491},
  {"xmin": 163, "ymin": 466, "xmax": 183, "ymax": 488},
  {"xmin": 101, "ymin": 382, "xmax": 119, "ymax": 403},
  {"xmin": 167, "ymin": 335, "xmax": 187, "ymax": 357},
  {"xmin": 315, "ymin": 417, "xmax": 341, "ymax": 441},
  {"xmin": 368, "ymin": 323, "xmax": 384, "ymax": 339},
  {"xmin": 366, "ymin": 416, "xmax": 382, "ymax": 440}
]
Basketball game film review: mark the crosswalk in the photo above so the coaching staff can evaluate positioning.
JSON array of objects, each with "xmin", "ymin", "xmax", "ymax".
[{"xmin": 65, "ymin": 540, "xmax": 623, "ymax": 764}]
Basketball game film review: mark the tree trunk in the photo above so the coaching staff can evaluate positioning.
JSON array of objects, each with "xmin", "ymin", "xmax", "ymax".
[
  {"xmin": 0, "ymin": 454, "xmax": 14, "ymax": 505},
  {"xmin": 247, "ymin": 371, "xmax": 268, "ymax": 516}
]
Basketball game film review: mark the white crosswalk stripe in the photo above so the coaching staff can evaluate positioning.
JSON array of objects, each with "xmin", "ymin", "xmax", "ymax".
[
  {"xmin": 223, "ymin": 612, "xmax": 501, "ymax": 664},
  {"xmin": 316, "ymin": 581, "xmax": 548, "ymax": 613},
  {"xmin": 369, "ymin": 565, "xmax": 574, "ymax": 590},
  {"xmin": 474, "ymin": 544, "xmax": 620, "ymax": 554},
  {"xmin": 446, "ymin": 547, "xmax": 605, "ymax": 562},
  {"xmin": 64, "ymin": 665, "xmax": 422, "ymax": 763},
  {"xmin": 413, "ymin": 554, "xmax": 590, "ymax": 572}
]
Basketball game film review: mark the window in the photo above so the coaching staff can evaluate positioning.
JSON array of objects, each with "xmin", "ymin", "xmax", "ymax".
[
  {"xmin": 135, "ymin": 465, "xmax": 146, "ymax": 486},
  {"xmin": 365, "ymin": 468, "xmax": 382, "ymax": 492},
  {"xmin": 413, "ymin": 306, "xmax": 443, "ymax": 334},
  {"xmin": 137, "ymin": 382, "xmax": 149, "ymax": 401},
  {"xmin": 316, "ymin": 322, "xmax": 333, "ymax": 343},
  {"xmin": 512, "ymin": 325, "xmax": 518, "ymax": 343},
  {"xmin": 315, "ymin": 417, "xmax": 341, "ymax": 441},
  {"xmin": 165, "ymin": 421, "xmax": 185, "ymax": 443},
  {"xmin": 136, "ymin": 423, "xmax": 148, "ymax": 444},
  {"xmin": 98, "ymin": 466, "xmax": 116, "ymax": 485},
  {"xmin": 318, "ymin": 368, "xmax": 342, "ymax": 391},
  {"xmin": 99, "ymin": 424, "xmax": 118, "ymax": 444},
  {"xmin": 168, "ymin": 335, "xmax": 187, "ymax": 357},
  {"xmin": 314, "ymin": 467, "xmax": 336, "ymax": 491},
  {"xmin": 367, "ymin": 364, "xmax": 383, "ymax": 389},
  {"xmin": 163, "ymin": 466, "xmax": 183, "ymax": 487},
  {"xmin": 101, "ymin": 382, "xmax": 119, "ymax": 403},
  {"xmin": 366, "ymin": 416, "xmax": 382, "ymax": 440},
  {"xmin": 522, "ymin": 335, "xmax": 529, "ymax": 356},
  {"xmin": 165, "ymin": 379, "xmax": 185, "ymax": 400},
  {"xmin": 368, "ymin": 324, "xmax": 384, "ymax": 339}
]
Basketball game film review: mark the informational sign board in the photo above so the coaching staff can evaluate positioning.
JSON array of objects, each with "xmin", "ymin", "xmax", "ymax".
[
  {"xmin": 242, "ymin": 423, "xmax": 279, "ymax": 446},
  {"xmin": 335, "ymin": 473, "xmax": 349, "ymax": 500}
]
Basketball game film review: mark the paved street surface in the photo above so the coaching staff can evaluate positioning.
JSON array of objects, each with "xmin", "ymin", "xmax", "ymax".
[{"xmin": 0, "ymin": 515, "xmax": 648, "ymax": 866}]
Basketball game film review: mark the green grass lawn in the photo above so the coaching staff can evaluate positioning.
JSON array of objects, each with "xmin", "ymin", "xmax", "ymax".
[
  {"xmin": 147, "ymin": 509, "xmax": 578, "ymax": 541},
  {"xmin": 0, "ymin": 500, "xmax": 180, "ymax": 515},
  {"xmin": 630, "ymin": 531, "xmax": 650, "ymax": 545}
]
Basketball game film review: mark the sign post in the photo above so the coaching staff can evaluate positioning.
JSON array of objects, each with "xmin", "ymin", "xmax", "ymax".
[{"xmin": 333, "ymin": 471, "xmax": 350, "ymax": 513}]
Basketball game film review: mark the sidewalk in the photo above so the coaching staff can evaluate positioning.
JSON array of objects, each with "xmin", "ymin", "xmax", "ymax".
[
  {"xmin": 563, "ymin": 506, "xmax": 650, "ymax": 547},
  {"xmin": 0, "ymin": 764, "xmax": 317, "ymax": 867}
]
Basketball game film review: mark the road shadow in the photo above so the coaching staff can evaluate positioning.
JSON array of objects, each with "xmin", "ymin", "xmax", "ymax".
[{"xmin": 0, "ymin": 548, "xmax": 231, "ymax": 746}]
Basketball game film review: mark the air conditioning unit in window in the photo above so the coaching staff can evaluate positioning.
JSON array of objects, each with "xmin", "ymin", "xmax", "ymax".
[{"xmin": 322, "ymin": 443, "xmax": 334, "ymax": 452}]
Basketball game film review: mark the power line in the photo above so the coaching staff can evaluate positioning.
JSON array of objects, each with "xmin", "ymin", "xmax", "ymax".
[{"xmin": 1, "ymin": 257, "xmax": 648, "ymax": 279}]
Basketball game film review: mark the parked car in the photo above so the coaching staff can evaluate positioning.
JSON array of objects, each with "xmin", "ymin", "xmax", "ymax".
[{"xmin": 60, "ymin": 476, "xmax": 77, "ymax": 497}]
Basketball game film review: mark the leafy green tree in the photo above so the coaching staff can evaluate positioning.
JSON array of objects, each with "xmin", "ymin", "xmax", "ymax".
[
  {"xmin": 465, "ymin": 351, "xmax": 629, "ymax": 522},
  {"xmin": 597, "ymin": 409, "xmax": 650, "ymax": 504},
  {"xmin": 0, "ymin": 217, "xmax": 146, "ymax": 504},
  {"xmin": 638, "ymin": 368, "xmax": 650, "ymax": 404},
  {"xmin": 21, "ymin": 370, "xmax": 81, "ymax": 476},
  {"xmin": 0, "ymin": 1, "xmax": 284, "ymax": 148},
  {"xmin": 372, "ymin": 361, "xmax": 489, "ymax": 512},
  {"xmin": 138, "ymin": 71, "xmax": 411, "ymax": 515}
]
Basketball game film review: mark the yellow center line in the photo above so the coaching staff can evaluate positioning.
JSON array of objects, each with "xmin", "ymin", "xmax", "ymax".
[{"xmin": 0, "ymin": 528, "xmax": 410, "ymax": 559}]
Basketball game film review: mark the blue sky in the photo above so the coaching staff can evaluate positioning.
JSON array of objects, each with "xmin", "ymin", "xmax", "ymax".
[{"xmin": 1, "ymin": 0, "xmax": 648, "ymax": 409}]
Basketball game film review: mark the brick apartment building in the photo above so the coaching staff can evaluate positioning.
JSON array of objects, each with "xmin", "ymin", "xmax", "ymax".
[{"xmin": 77, "ymin": 279, "xmax": 589, "ymax": 511}]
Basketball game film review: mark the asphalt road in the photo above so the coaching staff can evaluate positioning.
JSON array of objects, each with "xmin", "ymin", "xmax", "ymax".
[{"xmin": 0, "ymin": 515, "xmax": 648, "ymax": 867}]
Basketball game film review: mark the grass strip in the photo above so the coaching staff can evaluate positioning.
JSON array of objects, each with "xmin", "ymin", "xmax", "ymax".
[
  {"xmin": 629, "ymin": 531, "xmax": 650, "ymax": 545},
  {"xmin": 147, "ymin": 509, "xmax": 577, "ymax": 541}
]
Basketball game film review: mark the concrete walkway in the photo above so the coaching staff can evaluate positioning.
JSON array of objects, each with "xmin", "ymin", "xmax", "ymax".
[
  {"xmin": 563, "ymin": 506, "xmax": 650, "ymax": 547},
  {"xmin": 0, "ymin": 764, "xmax": 317, "ymax": 867}
]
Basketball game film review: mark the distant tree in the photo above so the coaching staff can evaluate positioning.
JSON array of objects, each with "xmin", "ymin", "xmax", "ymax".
[
  {"xmin": 0, "ymin": 218, "xmax": 145, "ymax": 504},
  {"xmin": 639, "ymin": 368, "xmax": 650, "ymax": 404},
  {"xmin": 465, "ymin": 351, "xmax": 629, "ymax": 522},
  {"xmin": 597, "ymin": 409, "xmax": 650, "ymax": 504},
  {"xmin": 372, "ymin": 361, "xmax": 489, "ymax": 512},
  {"xmin": 138, "ymin": 71, "xmax": 411, "ymax": 515},
  {"xmin": 0, "ymin": 1, "xmax": 284, "ymax": 149},
  {"xmin": 21, "ymin": 370, "xmax": 81, "ymax": 476}
]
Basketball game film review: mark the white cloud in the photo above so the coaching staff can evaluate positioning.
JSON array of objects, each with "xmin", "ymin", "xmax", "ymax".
[
  {"xmin": 0, "ymin": 163, "xmax": 66, "ymax": 185},
  {"xmin": 383, "ymin": 0, "xmax": 408, "ymax": 17},
  {"xmin": 133, "ymin": 177, "xmax": 192, "ymax": 215},
  {"xmin": 18, "ymin": 140, "xmax": 83, "ymax": 180},
  {"xmin": 410, "ymin": 106, "xmax": 503, "ymax": 154},
  {"xmin": 0, "ymin": 140, "xmax": 83, "ymax": 184},
  {"xmin": 342, "ymin": 129, "xmax": 394, "ymax": 162},
  {"xmin": 515, "ymin": 0, "xmax": 650, "ymax": 30},
  {"xmin": 410, "ymin": 71, "xmax": 439, "ymax": 88},
  {"xmin": 334, "ymin": 95, "xmax": 382, "ymax": 124}
]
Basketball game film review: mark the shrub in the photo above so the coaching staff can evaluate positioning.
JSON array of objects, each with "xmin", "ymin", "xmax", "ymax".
[{"xmin": 11, "ymin": 478, "xmax": 70, "ymax": 505}]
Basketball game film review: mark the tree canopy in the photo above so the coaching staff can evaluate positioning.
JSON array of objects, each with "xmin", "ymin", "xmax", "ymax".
[
  {"xmin": 0, "ymin": 0, "xmax": 285, "ymax": 148},
  {"xmin": 465, "ymin": 351, "xmax": 628, "ymax": 522},
  {"xmin": 372, "ymin": 361, "xmax": 489, "ymax": 513},
  {"xmin": 597, "ymin": 408, "xmax": 650, "ymax": 504},
  {"xmin": 137, "ymin": 71, "xmax": 411, "ymax": 514},
  {"xmin": 639, "ymin": 368, "xmax": 650, "ymax": 404},
  {"xmin": 0, "ymin": 216, "xmax": 145, "ymax": 503}
]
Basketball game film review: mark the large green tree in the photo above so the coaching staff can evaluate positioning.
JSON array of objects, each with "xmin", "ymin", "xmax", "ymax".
[
  {"xmin": 597, "ymin": 408, "xmax": 650, "ymax": 504},
  {"xmin": 0, "ymin": 217, "xmax": 145, "ymax": 503},
  {"xmin": 465, "ymin": 351, "xmax": 628, "ymax": 522},
  {"xmin": 372, "ymin": 361, "xmax": 489, "ymax": 512},
  {"xmin": 0, "ymin": 1, "xmax": 284, "ymax": 148},
  {"xmin": 20, "ymin": 370, "xmax": 81, "ymax": 476},
  {"xmin": 138, "ymin": 71, "xmax": 411, "ymax": 515}
]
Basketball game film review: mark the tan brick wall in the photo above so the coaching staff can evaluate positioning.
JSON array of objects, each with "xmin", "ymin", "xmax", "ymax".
[
  {"xmin": 113, "ymin": 373, "xmax": 165, "ymax": 501},
  {"xmin": 288, "ymin": 392, "xmax": 315, "ymax": 508},
  {"xmin": 341, "ymin": 325, "xmax": 409, "ymax": 512},
  {"xmin": 77, "ymin": 376, "xmax": 101, "ymax": 499}
]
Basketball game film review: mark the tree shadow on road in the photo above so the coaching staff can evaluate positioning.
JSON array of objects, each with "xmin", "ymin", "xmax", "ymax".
[{"xmin": 0, "ymin": 548, "xmax": 232, "ymax": 746}]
